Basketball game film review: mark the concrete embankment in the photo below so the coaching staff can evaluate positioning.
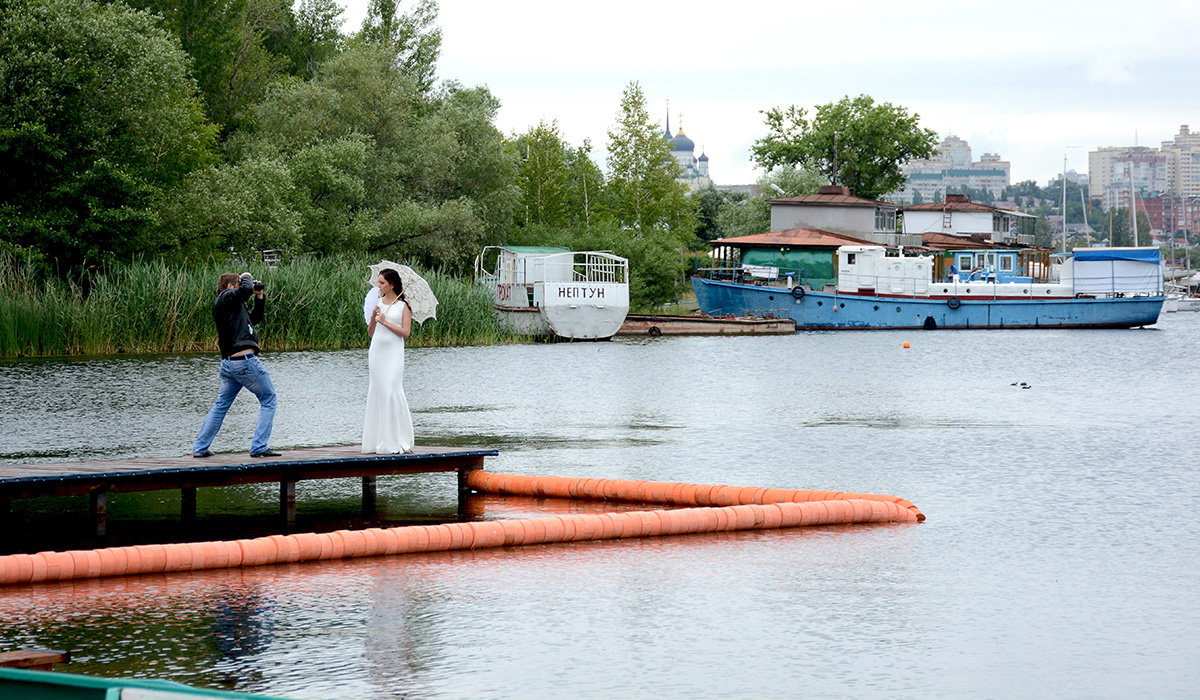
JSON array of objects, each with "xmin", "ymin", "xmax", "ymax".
[{"xmin": 0, "ymin": 472, "xmax": 922, "ymax": 586}]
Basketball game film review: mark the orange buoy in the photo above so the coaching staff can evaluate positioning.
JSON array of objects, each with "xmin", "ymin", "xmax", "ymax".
[{"xmin": 0, "ymin": 473, "xmax": 922, "ymax": 586}]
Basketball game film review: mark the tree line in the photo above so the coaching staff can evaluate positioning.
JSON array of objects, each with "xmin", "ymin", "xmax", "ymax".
[{"xmin": 1, "ymin": 0, "xmax": 948, "ymax": 309}]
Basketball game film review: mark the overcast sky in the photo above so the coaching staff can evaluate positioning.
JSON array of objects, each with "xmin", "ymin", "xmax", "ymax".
[{"xmin": 336, "ymin": 0, "xmax": 1200, "ymax": 188}]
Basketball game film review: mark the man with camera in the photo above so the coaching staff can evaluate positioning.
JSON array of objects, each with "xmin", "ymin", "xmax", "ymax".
[{"xmin": 192, "ymin": 272, "xmax": 280, "ymax": 458}]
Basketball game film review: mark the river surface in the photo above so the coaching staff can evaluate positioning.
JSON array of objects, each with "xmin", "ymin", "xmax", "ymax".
[{"xmin": 1, "ymin": 314, "xmax": 1198, "ymax": 698}]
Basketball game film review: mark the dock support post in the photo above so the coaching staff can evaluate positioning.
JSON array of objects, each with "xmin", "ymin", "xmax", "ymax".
[
  {"xmin": 457, "ymin": 460, "xmax": 481, "ymax": 520},
  {"xmin": 181, "ymin": 487, "xmax": 197, "ymax": 523},
  {"xmin": 280, "ymin": 479, "xmax": 296, "ymax": 531},
  {"xmin": 90, "ymin": 489, "xmax": 107, "ymax": 538},
  {"xmin": 362, "ymin": 476, "xmax": 377, "ymax": 519}
]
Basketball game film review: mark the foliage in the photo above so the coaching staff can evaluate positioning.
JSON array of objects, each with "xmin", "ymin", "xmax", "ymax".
[
  {"xmin": 124, "ymin": 0, "xmax": 292, "ymax": 132},
  {"xmin": 604, "ymin": 82, "xmax": 696, "ymax": 240},
  {"xmin": 752, "ymin": 94, "xmax": 938, "ymax": 201},
  {"xmin": 286, "ymin": 0, "xmax": 346, "ymax": 80},
  {"xmin": 216, "ymin": 41, "xmax": 517, "ymax": 271},
  {"xmin": 709, "ymin": 166, "xmax": 824, "ymax": 241},
  {"xmin": 0, "ymin": 0, "xmax": 218, "ymax": 272},
  {"xmin": 356, "ymin": 0, "xmax": 441, "ymax": 92},
  {"xmin": 512, "ymin": 121, "xmax": 573, "ymax": 229},
  {"xmin": 0, "ymin": 253, "xmax": 512, "ymax": 357}
]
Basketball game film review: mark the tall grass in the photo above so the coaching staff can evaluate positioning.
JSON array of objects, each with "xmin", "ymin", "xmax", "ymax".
[{"xmin": 0, "ymin": 254, "xmax": 518, "ymax": 357}]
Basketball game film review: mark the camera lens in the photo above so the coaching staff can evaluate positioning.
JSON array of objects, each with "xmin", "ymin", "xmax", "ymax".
[{"xmin": 253, "ymin": 281, "xmax": 264, "ymax": 292}]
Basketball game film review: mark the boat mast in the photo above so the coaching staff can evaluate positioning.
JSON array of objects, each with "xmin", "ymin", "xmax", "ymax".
[
  {"xmin": 1129, "ymin": 162, "xmax": 1138, "ymax": 246},
  {"xmin": 1061, "ymin": 154, "xmax": 1068, "ymax": 254}
]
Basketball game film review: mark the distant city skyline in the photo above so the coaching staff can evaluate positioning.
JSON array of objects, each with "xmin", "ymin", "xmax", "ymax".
[{"xmin": 336, "ymin": 0, "xmax": 1200, "ymax": 187}]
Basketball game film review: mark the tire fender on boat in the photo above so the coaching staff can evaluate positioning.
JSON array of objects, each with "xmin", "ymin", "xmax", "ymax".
[
  {"xmin": 790, "ymin": 286, "xmax": 806, "ymax": 300},
  {"xmin": 947, "ymin": 296, "xmax": 961, "ymax": 309},
  {"xmin": 648, "ymin": 326, "xmax": 662, "ymax": 337}
]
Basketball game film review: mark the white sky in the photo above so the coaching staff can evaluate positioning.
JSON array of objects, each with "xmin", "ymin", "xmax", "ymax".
[{"xmin": 335, "ymin": 0, "xmax": 1200, "ymax": 188}]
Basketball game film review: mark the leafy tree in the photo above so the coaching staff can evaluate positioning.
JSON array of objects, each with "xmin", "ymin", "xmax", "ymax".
[
  {"xmin": 157, "ymin": 156, "xmax": 302, "ymax": 256},
  {"xmin": 286, "ymin": 0, "xmax": 345, "ymax": 80},
  {"xmin": 605, "ymin": 81, "xmax": 695, "ymax": 240},
  {"xmin": 692, "ymin": 186, "xmax": 724, "ymax": 243},
  {"xmin": 124, "ymin": 0, "xmax": 291, "ymax": 133},
  {"xmin": 225, "ymin": 41, "xmax": 516, "ymax": 270},
  {"xmin": 711, "ymin": 166, "xmax": 823, "ymax": 240},
  {"xmin": 512, "ymin": 121, "xmax": 572, "ymax": 229},
  {"xmin": 356, "ymin": 0, "xmax": 440, "ymax": 92},
  {"xmin": 0, "ymin": 0, "xmax": 217, "ymax": 272},
  {"xmin": 752, "ymin": 94, "xmax": 938, "ymax": 200},
  {"xmin": 564, "ymin": 140, "xmax": 604, "ymax": 233}
]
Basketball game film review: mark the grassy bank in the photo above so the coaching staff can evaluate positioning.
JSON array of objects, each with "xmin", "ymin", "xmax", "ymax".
[{"xmin": 0, "ymin": 255, "xmax": 516, "ymax": 357}]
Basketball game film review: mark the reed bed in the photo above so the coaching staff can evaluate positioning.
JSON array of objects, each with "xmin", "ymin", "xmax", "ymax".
[{"xmin": 0, "ymin": 255, "xmax": 516, "ymax": 357}]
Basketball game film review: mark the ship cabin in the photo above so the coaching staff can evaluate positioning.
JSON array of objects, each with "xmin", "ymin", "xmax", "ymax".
[
  {"xmin": 704, "ymin": 228, "xmax": 878, "ymax": 291},
  {"xmin": 936, "ymin": 248, "xmax": 1053, "ymax": 284}
]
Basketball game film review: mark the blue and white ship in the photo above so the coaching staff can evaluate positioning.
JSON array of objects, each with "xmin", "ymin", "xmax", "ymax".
[{"xmin": 692, "ymin": 245, "xmax": 1165, "ymax": 331}]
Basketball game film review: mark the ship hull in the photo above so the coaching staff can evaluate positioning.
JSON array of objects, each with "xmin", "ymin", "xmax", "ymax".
[{"xmin": 692, "ymin": 278, "xmax": 1164, "ymax": 330}]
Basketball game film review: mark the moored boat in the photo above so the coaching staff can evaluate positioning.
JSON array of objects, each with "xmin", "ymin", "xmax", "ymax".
[
  {"xmin": 693, "ymin": 244, "xmax": 1165, "ymax": 330},
  {"xmin": 474, "ymin": 246, "xmax": 630, "ymax": 340}
]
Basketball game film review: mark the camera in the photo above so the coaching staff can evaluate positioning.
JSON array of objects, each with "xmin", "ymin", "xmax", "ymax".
[{"xmin": 253, "ymin": 281, "xmax": 265, "ymax": 292}]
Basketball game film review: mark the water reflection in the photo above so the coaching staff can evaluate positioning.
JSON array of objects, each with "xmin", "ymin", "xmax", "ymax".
[{"xmin": 1, "ymin": 314, "xmax": 1199, "ymax": 697}]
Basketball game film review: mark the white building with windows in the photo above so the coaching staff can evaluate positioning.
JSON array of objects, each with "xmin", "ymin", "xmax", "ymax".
[
  {"xmin": 663, "ymin": 113, "xmax": 711, "ymax": 191},
  {"xmin": 898, "ymin": 136, "xmax": 1011, "ymax": 202}
]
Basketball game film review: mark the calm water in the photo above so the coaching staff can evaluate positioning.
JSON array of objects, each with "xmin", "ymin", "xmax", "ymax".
[{"xmin": 1, "ymin": 314, "xmax": 1199, "ymax": 698}]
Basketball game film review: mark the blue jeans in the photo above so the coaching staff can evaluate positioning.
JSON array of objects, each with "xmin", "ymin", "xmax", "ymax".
[{"xmin": 193, "ymin": 355, "xmax": 277, "ymax": 455}]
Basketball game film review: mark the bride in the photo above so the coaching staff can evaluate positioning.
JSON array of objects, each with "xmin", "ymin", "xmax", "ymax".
[{"xmin": 362, "ymin": 268, "xmax": 414, "ymax": 454}]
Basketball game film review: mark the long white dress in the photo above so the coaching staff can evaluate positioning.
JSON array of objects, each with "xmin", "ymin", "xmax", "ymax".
[{"xmin": 362, "ymin": 299, "xmax": 414, "ymax": 453}]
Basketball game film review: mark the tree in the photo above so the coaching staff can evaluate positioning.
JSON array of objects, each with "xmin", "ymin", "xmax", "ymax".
[
  {"xmin": 751, "ymin": 94, "xmax": 938, "ymax": 201},
  {"xmin": 124, "ymin": 0, "xmax": 292, "ymax": 133},
  {"xmin": 712, "ymin": 166, "xmax": 823, "ymax": 240},
  {"xmin": 605, "ymin": 81, "xmax": 695, "ymax": 240},
  {"xmin": 356, "ymin": 0, "xmax": 440, "ymax": 92},
  {"xmin": 0, "ymin": 0, "xmax": 217, "ymax": 271},
  {"xmin": 225, "ymin": 41, "xmax": 516, "ymax": 270},
  {"xmin": 286, "ymin": 0, "xmax": 345, "ymax": 80},
  {"xmin": 512, "ymin": 121, "xmax": 572, "ymax": 229}
]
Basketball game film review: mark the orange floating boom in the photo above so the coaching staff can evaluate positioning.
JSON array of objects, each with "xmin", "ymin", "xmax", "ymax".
[{"xmin": 0, "ymin": 473, "xmax": 921, "ymax": 586}]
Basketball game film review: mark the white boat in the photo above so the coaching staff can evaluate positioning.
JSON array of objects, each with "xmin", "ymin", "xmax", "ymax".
[
  {"xmin": 1164, "ymin": 284, "xmax": 1200, "ymax": 312},
  {"xmin": 474, "ymin": 246, "xmax": 630, "ymax": 340}
]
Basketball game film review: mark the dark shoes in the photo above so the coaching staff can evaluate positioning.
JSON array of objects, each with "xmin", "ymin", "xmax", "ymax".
[
  {"xmin": 193, "ymin": 450, "xmax": 214, "ymax": 458},
  {"xmin": 251, "ymin": 450, "xmax": 282, "ymax": 458}
]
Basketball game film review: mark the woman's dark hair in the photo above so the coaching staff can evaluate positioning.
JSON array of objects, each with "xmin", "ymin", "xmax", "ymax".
[{"xmin": 380, "ymin": 268, "xmax": 405, "ymax": 299}]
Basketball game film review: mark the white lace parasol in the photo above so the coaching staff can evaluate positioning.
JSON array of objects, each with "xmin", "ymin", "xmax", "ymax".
[{"xmin": 366, "ymin": 259, "xmax": 438, "ymax": 324}]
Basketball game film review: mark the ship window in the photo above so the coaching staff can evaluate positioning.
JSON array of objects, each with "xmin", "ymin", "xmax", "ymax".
[
  {"xmin": 1000, "ymin": 256, "xmax": 1014, "ymax": 272},
  {"xmin": 846, "ymin": 253, "xmax": 856, "ymax": 264}
]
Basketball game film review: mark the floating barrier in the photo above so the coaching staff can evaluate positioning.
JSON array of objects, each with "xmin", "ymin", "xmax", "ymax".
[{"xmin": 0, "ymin": 473, "xmax": 921, "ymax": 586}]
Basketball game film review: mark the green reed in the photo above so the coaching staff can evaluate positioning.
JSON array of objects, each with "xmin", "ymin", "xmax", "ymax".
[{"xmin": 0, "ymin": 254, "xmax": 518, "ymax": 357}]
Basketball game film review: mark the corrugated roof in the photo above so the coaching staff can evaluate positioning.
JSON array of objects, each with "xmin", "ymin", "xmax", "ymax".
[{"xmin": 710, "ymin": 228, "xmax": 876, "ymax": 249}]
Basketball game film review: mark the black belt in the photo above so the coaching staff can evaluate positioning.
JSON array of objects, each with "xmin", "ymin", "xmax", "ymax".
[{"xmin": 225, "ymin": 353, "xmax": 256, "ymax": 361}]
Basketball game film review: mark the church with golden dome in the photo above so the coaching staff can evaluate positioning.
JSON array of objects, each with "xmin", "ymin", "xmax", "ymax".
[{"xmin": 664, "ymin": 110, "xmax": 711, "ymax": 191}]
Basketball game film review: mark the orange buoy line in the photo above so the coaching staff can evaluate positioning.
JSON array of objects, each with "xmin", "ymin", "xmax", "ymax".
[
  {"xmin": 0, "ymin": 473, "xmax": 922, "ymax": 586},
  {"xmin": 467, "ymin": 471, "xmax": 925, "ymax": 522}
]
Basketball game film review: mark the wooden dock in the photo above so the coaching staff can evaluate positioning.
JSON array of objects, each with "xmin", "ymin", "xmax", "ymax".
[
  {"xmin": 0, "ymin": 446, "xmax": 498, "ymax": 536},
  {"xmin": 617, "ymin": 313, "xmax": 796, "ymax": 336}
]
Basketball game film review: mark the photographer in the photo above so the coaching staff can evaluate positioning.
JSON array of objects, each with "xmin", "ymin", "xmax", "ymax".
[{"xmin": 192, "ymin": 272, "xmax": 280, "ymax": 458}]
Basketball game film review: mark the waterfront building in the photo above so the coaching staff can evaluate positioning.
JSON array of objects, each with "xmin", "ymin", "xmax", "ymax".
[
  {"xmin": 898, "ymin": 136, "xmax": 1011, "ymax": 203},
  {"xmin": 903, "ymin": 194, "xmax": 1035, "ymax": 247},
  {"xmin": 768, "ymin": 185, "xmax": 917, "ymax": 247},
  {"xmin": 663, "ymin": 112, "xmax": 711, "ymax": 192}
]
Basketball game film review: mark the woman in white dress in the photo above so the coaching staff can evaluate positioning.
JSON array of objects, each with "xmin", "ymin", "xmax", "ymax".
[{"xmin": 362, "ymin": 268, "xmax": 414, "ymax": 454}]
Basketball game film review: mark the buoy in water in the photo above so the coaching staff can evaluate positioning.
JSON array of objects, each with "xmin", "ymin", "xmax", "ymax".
[{"xmin": 903, "ymin": 342, "xmax": 911, "ymax": 348}]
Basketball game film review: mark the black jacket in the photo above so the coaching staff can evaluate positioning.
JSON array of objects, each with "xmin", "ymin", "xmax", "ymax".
[{"xmin": 213, "ymin": 277, "xmax": 264, "ymax": 358}]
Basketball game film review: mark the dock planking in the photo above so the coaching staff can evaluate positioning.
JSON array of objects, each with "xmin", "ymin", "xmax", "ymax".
[{"xmin": 0, "ymin": 445, "xmax": 498, "ymax": 537}]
